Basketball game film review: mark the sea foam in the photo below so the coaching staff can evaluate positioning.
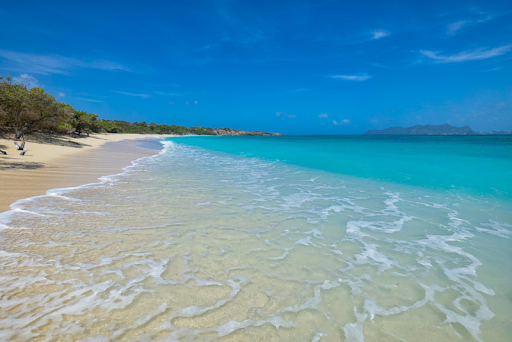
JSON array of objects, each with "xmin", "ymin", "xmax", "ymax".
[{"xmin": 0, "ymin": 137, "xmax": 510, "ymax": 341}]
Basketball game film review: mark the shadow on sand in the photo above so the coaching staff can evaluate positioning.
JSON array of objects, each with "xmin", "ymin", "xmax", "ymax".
[
  {"xmin": 24, "ymin": 133, "xmax": 91, "ymax": 148},
  {"xmin": 0, "ymin": 160, "xmax": 45, "ymax": 170}
]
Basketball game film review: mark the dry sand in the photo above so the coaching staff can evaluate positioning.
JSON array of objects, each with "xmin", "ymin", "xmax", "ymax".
[{"xmin": 0, "ymin": 133, "xmax": 171, "ymax": 213}]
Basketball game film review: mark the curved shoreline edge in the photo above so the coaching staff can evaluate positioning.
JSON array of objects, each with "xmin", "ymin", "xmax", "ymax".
[
  {"xmin": 0, "ymin": 134, "xmax": 173, "ymax": 214},
  {"xmin": 0, "ymin": 139, "xmax": 173, "ymax": 231}
]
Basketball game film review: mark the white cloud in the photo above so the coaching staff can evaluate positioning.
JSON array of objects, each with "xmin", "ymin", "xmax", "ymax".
[
  {"xmin": 57, "ymin": 92, "xmax": 65, "ymax": 98},
  {"xmin": 154, "ymin": 91, "xmax": 182, "ymax": 96},
  {"xmin": 446, "ymin": 20, "xmax": 469, "ymax": 35},
  {"xmin": 318, "ymin": 113, "xmax": 330, "ymax": 118},
  {"xmin": 276, "ymin": 112, "xmax": 296, "ymax": 119},
  {"xmin": 420, "ymin": 44, "xmax": 512, "ymax": 63},
  {"xmin": 290, "ymin": 88, "xmax": 310, "ymax": 93},
  {"xmin": 372, "ymin": 30, "xmax": 390, "ymax": 40},
  {"xmin": 333, "ymin": 119, "xmax": 351, "ymax": 126},
  {"xmin": 331, "ymin": 74, "xmax": 371, "ymax": 81},
  {"xmin": 76, "ymin": 98, "xmax": 104, "ymax": 103},
  {"xmin": 445, "ymin": 9, "xmax": 503, "ymax": 36},
  {"xmin": 194, "ymin": 100, "xmax": 198, "ymax": 105},
  {"xmin": 0, "ymin": 49, "xmax": 129, "ymax": 75},
  {"xmin": 12, "ymin": 74, "xmax": 39, "ymax": 88},
  {"xmin": 89, "ymin": 60, "xmax": 129, "ymax": 72},
  {"xmin": 371, "ymin": 91, "xmax": 512, "ymax": 132},
  {"xmin": 112, "ymin": 91, "xmax": 151, "ymax": 98}
]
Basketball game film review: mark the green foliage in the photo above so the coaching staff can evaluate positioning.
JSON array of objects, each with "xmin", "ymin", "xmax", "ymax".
[
  {"xmin": 0, "ymin": 75, "xmax": 220, "ymax": 138},
  {"xmin": 70, "ymin": 110, "xmax": 100, "ymax": 136},
  {"xmin": 0, "ymin": 76, "xmax": 72, "ymax": 139},
  {"xmin": 56, "ymin": 122, "xmax": 74, "ymax": 134},
  {"xmin": 96, "ymin": 120, "xmax": 216, "ymax": 135}
]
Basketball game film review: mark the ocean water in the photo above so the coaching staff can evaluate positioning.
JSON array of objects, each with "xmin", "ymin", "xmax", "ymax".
[{"xmin": 0, "ymin": 135, "xmax": 511, "ymax": 341}]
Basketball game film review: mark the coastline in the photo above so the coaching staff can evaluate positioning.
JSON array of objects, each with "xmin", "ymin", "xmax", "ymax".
[
  {"xmin": 0, "ymin": 134, "xmax": 510, "ymax": 340},
  {"xmin": 0, "ymin": 133, "xmax": 171, "ymax": 213}
]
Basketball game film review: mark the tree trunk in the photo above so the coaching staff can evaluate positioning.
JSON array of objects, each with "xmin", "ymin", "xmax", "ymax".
[
  {"xmin": 14, "ymin": 129, "xmax": 24, "ymax": 140},
  {"xmin": 14, "ymin": 115, "xmax": 56, "ymax": 140},
  {"xmin": 14, "ymin": 122, "xmax": 37, "ymax": 140},
  {"xmin": 15, "ymin": 129, "xmax": 27, "ymax": 140}
]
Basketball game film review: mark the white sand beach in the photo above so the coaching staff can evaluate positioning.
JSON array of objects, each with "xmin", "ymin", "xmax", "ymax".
[{"xmin": 0, "ymin": 134, "xmax": 170, "ymax": 212}]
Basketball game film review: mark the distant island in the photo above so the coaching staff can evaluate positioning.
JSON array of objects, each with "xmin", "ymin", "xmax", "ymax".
[{"xmin": 364, "ymin": 124, "xmax": 512, "ymax": 135}]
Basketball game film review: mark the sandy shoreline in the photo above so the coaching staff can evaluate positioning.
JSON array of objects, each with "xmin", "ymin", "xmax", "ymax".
[{"xmin": 0, "ymin": 133, "xmax": 172, "ymax": 213}]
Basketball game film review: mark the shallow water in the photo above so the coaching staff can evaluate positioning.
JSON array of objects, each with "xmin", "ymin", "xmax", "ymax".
[{"xmin": 0, "ymin": 136, "xmax": 511, "ymax": 341}]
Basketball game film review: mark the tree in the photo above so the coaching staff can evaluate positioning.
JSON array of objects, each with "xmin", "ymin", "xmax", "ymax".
[
  {"xmin": 70, "ymin": 110, "xmax": 99, "ymax": 136},
  {"xmin": 0, "ymin": 76, "xmax": 71, "ymax": 140}
]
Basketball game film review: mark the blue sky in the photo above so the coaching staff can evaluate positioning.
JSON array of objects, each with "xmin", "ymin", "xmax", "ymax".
[{"xmin": 1, "ymin": 0, "xmax": 511, "ymax": 134}]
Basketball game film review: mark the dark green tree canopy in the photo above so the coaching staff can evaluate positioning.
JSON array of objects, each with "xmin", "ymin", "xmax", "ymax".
[
  {"xmin": 0, "ymin": 76, "xmax": 71, "ymax": 139},
  {"xmin": 1, "ymin": 75, "xmax": 262, "ymax": 138}
]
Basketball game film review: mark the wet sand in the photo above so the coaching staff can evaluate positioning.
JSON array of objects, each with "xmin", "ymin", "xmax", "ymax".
[{"xmin": 0, "ymin": 134, "xmax": 170, "ymax": 213}]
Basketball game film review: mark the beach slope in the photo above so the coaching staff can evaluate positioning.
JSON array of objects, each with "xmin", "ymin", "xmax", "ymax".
[{"xmin": 0, "ymin": 134, "xmax": 168, "ymax": 212}]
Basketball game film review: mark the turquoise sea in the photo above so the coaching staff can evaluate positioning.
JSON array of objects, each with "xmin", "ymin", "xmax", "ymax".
[{"xmin": 0, "ymin": 135, "xmax": 511, "ymax": 341}]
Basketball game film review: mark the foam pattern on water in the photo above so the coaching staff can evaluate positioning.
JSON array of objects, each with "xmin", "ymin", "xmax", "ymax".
[{"xmin": 0, "ymin": 141, "xmax": 511, "ymax": 341}]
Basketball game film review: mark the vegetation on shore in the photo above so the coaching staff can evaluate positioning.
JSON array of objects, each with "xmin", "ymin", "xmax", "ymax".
[
  {"xmin": 94, "ymin": 120, "xmax": 215, "ymax": 136},
  {"xmin": 0, "ymin": 75, "xmax": 277, "ymax": 141}
]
